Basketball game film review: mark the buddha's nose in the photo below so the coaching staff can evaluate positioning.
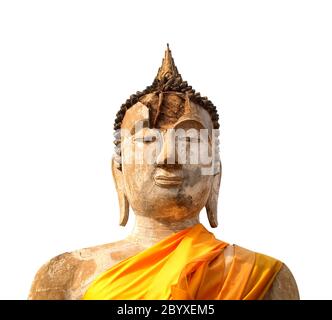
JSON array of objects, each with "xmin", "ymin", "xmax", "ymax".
[{"xmin": 156, "ymin": 130, "xmax": 177, "ymax": 165}]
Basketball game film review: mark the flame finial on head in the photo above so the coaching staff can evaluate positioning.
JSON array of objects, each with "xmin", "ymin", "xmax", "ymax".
[
  {"xmin": 155, "ymin": 44, "xmax": 182, "ymax": 82},
  {"xmin": 114, "ymin": 45, "xmax": 220, "ymax": 134}
]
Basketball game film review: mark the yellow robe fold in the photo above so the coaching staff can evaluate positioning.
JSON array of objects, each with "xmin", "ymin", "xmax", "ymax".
[{"xmin": 83, "ymin": 223, "xmax": 282, "ymax": 300}]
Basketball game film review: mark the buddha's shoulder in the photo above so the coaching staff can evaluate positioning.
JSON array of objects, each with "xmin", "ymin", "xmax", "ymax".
[
  {"xmin": 28, "ymin": 239, "xmax": 135, "ymax": 300},
  {"xmin": 224, "ymin": 244, "xmax": 300, "ymax": 300}
]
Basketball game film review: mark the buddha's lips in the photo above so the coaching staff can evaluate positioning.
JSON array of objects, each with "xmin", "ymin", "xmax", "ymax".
[{"xmin": 154, "ymin": 174, "xmax": 183, "ymax": 187}]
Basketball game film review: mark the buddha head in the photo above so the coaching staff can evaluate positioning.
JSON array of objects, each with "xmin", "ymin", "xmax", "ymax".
[{"xmin": 112, "ymin": 45, "xmax": 221, "ymax": 228}]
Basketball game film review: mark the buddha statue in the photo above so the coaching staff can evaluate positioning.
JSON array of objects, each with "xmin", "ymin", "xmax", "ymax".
[{"xmin": 29, "ymin": 45, "xmax": 299, "ymax": 300}]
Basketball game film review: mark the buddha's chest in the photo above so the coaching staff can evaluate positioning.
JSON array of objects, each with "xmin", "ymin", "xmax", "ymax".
[{"xmin": 65, "ymin": 245, "xmax": 144, "ymax": 299}]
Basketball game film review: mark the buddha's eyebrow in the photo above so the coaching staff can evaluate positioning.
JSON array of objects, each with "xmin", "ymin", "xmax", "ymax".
[{"xmin": 130, "ymin": 118, "xmax": 150, "ymax": 135}]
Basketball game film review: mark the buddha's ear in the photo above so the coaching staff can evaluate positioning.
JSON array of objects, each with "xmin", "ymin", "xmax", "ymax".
[
  {"xmin": 205, "ymin": 161, "xmax": 222, "ymax": 228},
  {"xmin": 111, "ymin": 157, "xmax": 129, "ymax": 226}
]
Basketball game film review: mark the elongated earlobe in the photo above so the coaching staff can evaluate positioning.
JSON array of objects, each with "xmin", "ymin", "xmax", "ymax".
[
  {"xmin": 111, "ymin": 157, "xmax": 129, "ymax": 226},
  {"xmin": 205, "ymin": 161, "xmax": 222, "ymax": 228}
]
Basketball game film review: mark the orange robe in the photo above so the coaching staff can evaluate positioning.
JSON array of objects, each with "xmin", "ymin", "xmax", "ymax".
[{"xmin": 83, "ymin": 223, "xmax": 282, "ymax": 300}]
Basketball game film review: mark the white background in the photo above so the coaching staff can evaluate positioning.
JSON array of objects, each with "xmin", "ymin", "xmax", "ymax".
[{"xmin": 0, "ymin": 0, "xmax": 331, "ymax": 300}]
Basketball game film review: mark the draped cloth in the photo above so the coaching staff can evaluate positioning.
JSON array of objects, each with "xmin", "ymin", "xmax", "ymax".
[{"xmin": 83, "ymin": 223, "xmax": 282, "ymax": 300}]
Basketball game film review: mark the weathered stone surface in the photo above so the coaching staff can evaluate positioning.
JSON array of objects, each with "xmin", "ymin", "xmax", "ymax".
[
  {"xmin": 29, "ymin": 240, "xmax": 299, "ymax": 300},
  {"xmin": 29, "ymin": 240, "xmax": 144, "ymax": 300},
  {"xmin": 263, "ymin": 264, "xmax": 300, "ymax": 300},
  {"xmin": 29, "ymin": 46, "xmax": 299, "ymax": 300}
]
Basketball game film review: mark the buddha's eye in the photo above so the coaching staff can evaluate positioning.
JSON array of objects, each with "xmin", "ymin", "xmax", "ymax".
[
  {"xmin": 134, "ymin": 135, "xmax": 157, "ymax": 143},
  {"xmin": 177, "ymin": 136, "xmax": 201, "ymax": 143}
]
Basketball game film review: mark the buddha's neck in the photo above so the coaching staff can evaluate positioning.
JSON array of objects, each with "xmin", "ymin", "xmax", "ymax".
[{"xmin": 126, "ymin": 215, "xmax": 200, "ymax": 248}]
